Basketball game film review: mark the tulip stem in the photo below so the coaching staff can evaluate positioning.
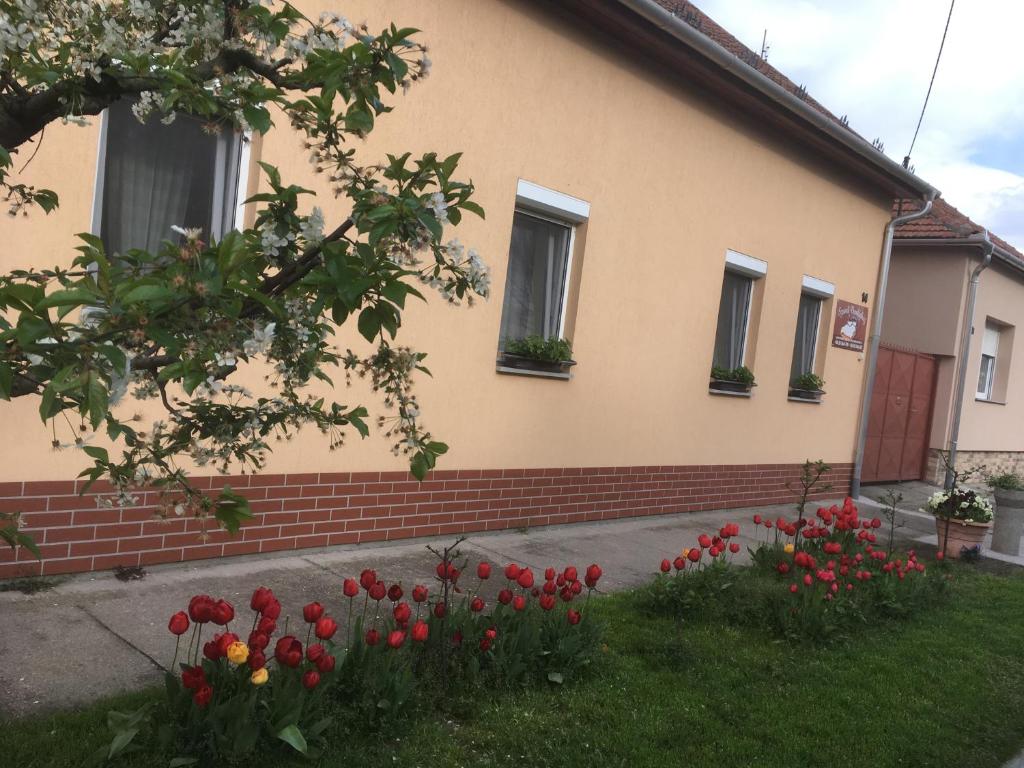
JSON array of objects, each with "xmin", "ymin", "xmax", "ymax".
[{"xmin": 171, "ymin": 634, "xmax": 180, "ymax": 670}]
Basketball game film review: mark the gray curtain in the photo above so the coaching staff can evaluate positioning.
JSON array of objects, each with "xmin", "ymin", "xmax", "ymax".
[
  {"xmin": 101, "ymin": 101, "xmax": 239, "ymax": 256},
  {"xmin": 712, "ymin": 271, "xmax": 752, "ymax": 369},
  {"xmin": 790, "ymin": 293, "xmax": 822, "ymax": 382},
  {"xmin": 498, "ymin": 211, "xmax": 571, "ymax": 345}
]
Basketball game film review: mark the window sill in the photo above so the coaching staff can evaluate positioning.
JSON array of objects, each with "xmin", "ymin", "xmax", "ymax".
[
  {"xmin": 975, "ymin": 397, "xmax": 1007, "ymax": 405},
  {"xmin": 708, "ymin": 388, "xmax": 752, "ymax": 398},
  {"xmin": 496, "ymin": 365, "xmax": 572, "ymax": 381},
  {"xmin": 788, "ymin": 396, "xmax": 822, "ymax": 404}
]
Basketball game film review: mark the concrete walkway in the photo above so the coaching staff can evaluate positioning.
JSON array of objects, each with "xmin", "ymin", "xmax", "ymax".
[{"xmin": 0, "ymin": 495, "xmax": 959, "ymax": 718}]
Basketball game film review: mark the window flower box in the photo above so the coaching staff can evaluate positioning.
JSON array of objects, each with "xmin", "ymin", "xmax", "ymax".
[
  {"xmin": 788, "ymin": 387, "xmax": 825, "ymax": 402},
  {"xmin": 497, "ymin": 353, "xmax": 576, "ymax": 375},
  {"xmin": 709, "ymin": 365, "xmax": 755, "ymax": 395},
  {"xmin": 789, "ymin": 373, "xmax": 825, "ymax": 401}
]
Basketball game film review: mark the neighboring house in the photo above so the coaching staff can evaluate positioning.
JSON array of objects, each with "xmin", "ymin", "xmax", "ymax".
[
  {"xmin": 0, "ymin": 0, "xmax": 935, "ymax": 578},
  {"xmin": 866, "ymin": 199, "xmax": 1024, "ymax": 486}
]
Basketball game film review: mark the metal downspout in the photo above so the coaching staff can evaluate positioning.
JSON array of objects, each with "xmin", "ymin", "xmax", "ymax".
[
  {"xmin": 850, "ymin": 197, "xmax": 937, "ymax": 498},
  {"xmin": 944, "ymin": 230, "xmax": 994, "ymax": 489}
]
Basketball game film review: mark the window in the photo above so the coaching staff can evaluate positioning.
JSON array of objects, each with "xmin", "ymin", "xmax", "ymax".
[
  {"xmin": 790, "ymin": 293, "xmax": 823, "ymax": 382},
  {"xmin": 711, "ymin": 250, "xmax": 768, "ymax": 372},
  {"xmin": 498, "ymin": 210, "xmax": 573, "ymax": 343},
  {"xmin": 96, "ymin": 100, "xmax": 243, "ymax": 256},
  {"xmin": 497, "ymin": 181, "xmax": 589, "ymax": 359},
  {"xmin": 712, "ymin": 270, "xmax": 753, "ymax": 370},
  {"xmin": 977, "ymin": 324, "xmax": 1001, "ymax": 400}
]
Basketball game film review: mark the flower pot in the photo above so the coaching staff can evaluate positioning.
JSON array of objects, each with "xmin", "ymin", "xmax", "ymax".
[
  {"xmin": 933, "ymin": 516, "xmax": 991, "ymax": 559},
  {"xmin": 709, "ymin": 379, "xmax": 752, "ymax": 394},
  {"xmin": 788, "ymin": 388, "xmax": 824, "ymax": 401},
  {"xmin": 498, "ymin": 354, "xmax": 576, "ymax": 374},
  {"xmin": 991, "ymin": 488, "xmax": 1024, "ymax": 556}
]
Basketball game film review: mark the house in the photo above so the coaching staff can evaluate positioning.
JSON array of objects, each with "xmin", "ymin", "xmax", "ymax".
[
  {"xmin": 864, "ymin": 198, "xmax": 1024, "ymax": 485},
  {"xmin": 0, "ymin": 0, "xmax": 935, "ymax": 578}
]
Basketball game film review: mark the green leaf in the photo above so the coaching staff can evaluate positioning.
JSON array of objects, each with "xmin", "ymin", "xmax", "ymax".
[
  {"xmin": 86, "ymin": 371, "xmax": 108, "ymax": 430},
  {"xmin": 547, "ymin": 671, "xmax": 564, "ymax": 684},
  {"xmin": 0, "ymin": 363, "xmax": 12, "ymax": 400},
  {"xmin": 410, "ymin": 452, "xmax": 429, "ymax": 481},
  {"xmin": 120, "ymin": 285, "xmax": 178, "ymax": 304},
  {"xmin": 460, "ymin": 200, "xmax": 485, "ymax": 219},
  {"xmin": 36, "ymin": 288, "xmax": 98, "ymax": 310},
  {"xmin": 242, "ymin": 104, "xmax": 272, "ymax": 134},
  {"xmin": 275, "ymin": 724, "xmax": 308, "ymax": 754},
  {"xmin": 82, "ymin": 446, "xmax": 109, "ymax": 463},
  {"xmin": 108, "ymin": 728, "xmax": 139, "ymax": 759},
  {"xmin": 357, "ymin": 307, "xmax": 382, "ymax": 342},
  {"xmin": 168, "ymin": 758, "xmax": 200, "ymax": 767},
  {"xmin": 215, "ymin": 487, "xmax": 252, "ymax": 534}
]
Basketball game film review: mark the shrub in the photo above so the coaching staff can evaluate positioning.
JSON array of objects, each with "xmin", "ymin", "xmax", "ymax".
[
  {"xmin": 791, "ymin": 372, "xmax": 825, "ymax": 391},
  {"xmin": 503, "ymin": 335, "xmax": 573, "ymax": 362},
  {"xmin": 710, "ymin": 365, "xmax": 755, "ymax": 386},
  {"xmin": 988, "ymin": 472, "xmax": 1024, "ymax": 491}
]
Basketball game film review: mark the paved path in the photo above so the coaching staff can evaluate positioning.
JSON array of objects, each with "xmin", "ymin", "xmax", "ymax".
[{"xmin": 0, "ymin": 496, "xmax": 954, "ymax": 718}]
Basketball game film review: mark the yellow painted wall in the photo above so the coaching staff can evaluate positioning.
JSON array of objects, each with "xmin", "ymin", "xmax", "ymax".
[{"xmin": 0, "ymin": 0, "xmax": 893, "ymax": 480}]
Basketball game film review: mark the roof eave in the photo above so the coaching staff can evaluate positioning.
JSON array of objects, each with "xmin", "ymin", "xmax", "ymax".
[
  {"xmin": 559, "ymin": 0, "xmax": 938, "ymax": 199},
  {"xmin": 893, "ymin": 237, "xmax": 1024, "ymax": 276}
]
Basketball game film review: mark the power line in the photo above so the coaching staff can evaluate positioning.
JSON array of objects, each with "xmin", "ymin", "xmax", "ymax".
[{"xmin": 904, "ymin": 0, "xmax": 956, "ymax": 169}]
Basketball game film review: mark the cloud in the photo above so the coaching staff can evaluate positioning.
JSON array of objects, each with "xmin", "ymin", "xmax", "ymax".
[{"xmin": 697, "ymin": 0, "xmax": 1024, "ymax": 249}]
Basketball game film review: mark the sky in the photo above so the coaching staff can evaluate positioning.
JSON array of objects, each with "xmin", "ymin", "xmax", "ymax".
[{"xmin": 698, "ymin": 0, "xmax": 1024, "ymax": 250}]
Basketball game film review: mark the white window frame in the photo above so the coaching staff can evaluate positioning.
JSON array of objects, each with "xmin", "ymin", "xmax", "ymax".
[
  {"xmin": 89, "ymin": 108, "xmax": 251, "ymax": 242},
  {"xmin": 511, "ymin": 180, "xmax": 590, "ymax": 339},
  {"xmin": 977, "ymin": 324, "xmax": 1001, "ymax": 400},
  {"xmin": 712, "ymin": 250, "xmax": 767, "ymax": 369}
]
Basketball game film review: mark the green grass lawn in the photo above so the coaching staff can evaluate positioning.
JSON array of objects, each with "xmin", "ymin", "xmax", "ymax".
[{"xmin": 5, "ymin": 566, "xmax": 1024, "ymax": 768}]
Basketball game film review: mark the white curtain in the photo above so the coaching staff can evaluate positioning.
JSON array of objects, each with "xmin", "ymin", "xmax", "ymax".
[
  {"xmin": 101, "ymin": 101, "xmax": 238, "ymax": 256},
  {"xmin": 712, "ymin": 271, "xmax": 752, "ymax": 369},
  {"xmin": 498, "ymin": 211, "xmax": 571, "ymax": 346},
  {"xmin": 790, "ymin": 293, "xmax": 822, "ymax": 382}
]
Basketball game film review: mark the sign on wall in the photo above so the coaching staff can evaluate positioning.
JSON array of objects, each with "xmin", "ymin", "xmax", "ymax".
[{"xmin": 831, "ymin": 299, "xmax": 868, "ymax": 352}]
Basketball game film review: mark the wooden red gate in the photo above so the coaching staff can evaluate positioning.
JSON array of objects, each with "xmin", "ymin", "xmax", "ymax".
[{"xmin": 862, "ymin": 346, "xmax": 937, "ymax": 483}]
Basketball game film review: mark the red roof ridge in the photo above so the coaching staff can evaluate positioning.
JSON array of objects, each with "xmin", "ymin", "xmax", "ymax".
[{"xmin": 893, "ymin": 197, "xmax": 1024, "ymax": 264}]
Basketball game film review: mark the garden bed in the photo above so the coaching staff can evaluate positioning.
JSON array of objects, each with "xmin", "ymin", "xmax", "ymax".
[{"xmin": 5, "ymin": 567, "xmax": 1024, "ymax": 768}]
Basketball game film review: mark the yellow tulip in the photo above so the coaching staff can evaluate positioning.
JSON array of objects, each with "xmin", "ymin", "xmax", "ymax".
[
  {"xmin": 784, "ymin": 543, "xmax": 795, "ymax": 554},
  {"xmin": 682, "ymin": 548, "xmax": 691, "ymax": 558},
  {"xmin": 226, "ymin": 641, "xmax": 249, "ymax": 665},
  {"xmin": 250, "ymin": 667, "xmax": 269, "ymax": 686}
]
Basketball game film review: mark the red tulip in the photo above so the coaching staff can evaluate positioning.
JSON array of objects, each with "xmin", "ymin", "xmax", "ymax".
[
  {"xmin": 411, "ymin": 620, "xmax": 429, "ymax": 643},
  {"xmin": 660, "ymin": 559, "xmax": 671, "ymax": 573},
  {"xmin": 498, "ymin": 588, "xmax": 513, "ymax": 605},
  {"xmin": 250, "ymin": 587, "xmax": 274, "ymax": 613},
  {"xmin": 387, "ymin": 630, "xmax": 406, "ymax": 649},
  {"xmin": 477, "ymin": 562, "xmax": 492, "ymax": 580},
  {"xmin": 571, "ymin": 580, "xmax": 583, "ymax": 595},
  {"xmin": 365, "ymin": 628, "xmax": 380, "ymax": 646},
  {"xmin": 211, "ymin": 599, "xmax": 234, "ymax": 626},
  {"xmin": 517, "ymin": 569, "xmax": 535, "ymax": 589},
  {"xmin": 479, "ymin": 638, "xmax": 492, "ymax": 652},
  {"xmin": 193, "ymin": 684, "xmax": 213, "ymax": 708},
  {"xmin": 698, "ymin": 534, "xmax": 712, "ymax": 549},
  {"xmin": 563, "ymin": 566, "xmax": 578, "ymax": 582},
  {"xmin": 709, "ymin": 546, "xmax": 720, "ymax": 557},
  {"xmin": 870, "ymin": 517, "xmax": 882, "ymax": 529},
  {"xmin": 306, "ymin": 643, "xmax": 325, "ymax": 663},
  {"xmin": 544, "ymin": 567, "xmax": 556, "ymax": 581},
  {"xmin": 393, "ymin": 601, "xmax": 412, "ymax": 624},
  {"xmin": 188, "ymin": 594, "xmax": 214, "ymax": 624},
  {"xmin": 504, "ymin": 563, "xmax": 520, "ymax": 581},
  {"xmin": 687, "ymin": 548, "xmax": 701, "ymax": 563},
  {"xmin": 803, "ymin": 574, "xmax": 813, "ymax": 587},
  {"xmin": 248, "ymin": 650, "xmax": 266, "ymax": 670},
  {"xmin": 360, "ymin": 569, "xmax": 377, "ymax": 590},
  {"xmin": 753, "ymin": 514, "xmax": 762, "ymax": 524},
  {"xmin": 368, "ymin": 581, "xmax": 387, "ymax": 601},
  {"xmin": 567, "ymin": 609, "xmax": 581, "ymax": 625},
  {"xmin": 539, "ymin": 594, "xmax": 555, "ymax": 611},
  {"xmin": 314, "ymin": 616, "xmax": 338, "ymax": 641},
  {"xmin": 315, "ymin": 653, "xmax": 336, "ymax": 673},
  {"xmin": 789, "ymin": 583, "xmax": 799, "ymax": 594},
  {"xmin": 560, "ymin": 586, "xmax": 574, "ymax": 602},
  {"xmin": 181, "ymin": 665, "xmax": 206, "ymax": 691},
  {"xmin": 777, "ymin": 562, "xmax": 790, "ymax": 575},
  {"xmin": 257, "ymin": 616, "xmax": 276, "ymax": 635},
  {"xmin": 585, "ymin": 564, "xmax": 602, "ymax": 588},
  {"xmin": 303, "ymin": 602, "xmax": 324, "ymax": 623},
  {"xmin": 729, "ymin": 543, "xmax": 740, "ymax": 554},
  {"xmin": 470, "ymin": 597, "xmax": 485, "ymax": 612},
  {"xmin": 435, "ymin": 562, "xmax": 458, "ymax": 582},
  {"xmin": 433, "ymin": 602, "xmax": 447, "ymax": 619},
  {"xmin": 485, "ymin": 627, "xmax": 498, "ymax": 640},
  {"xmin": 343, "ymin": 578, "xmax": 359, "ymax": 598},
  {"xmin": 168, "ymin": 611, "xmax": 189, "ymax": 636},
  {"xmin": 274, "ymin": 636, "xmax": 303, "ymax": 668},
  {"xmin": 302, "ymin": 670, "xmax": 320, "ymax": 690},
  {"xmin": 673, "ymin": 556, "xmax": 685, "ymax": 571},
  {"xmin": 387, "ymin": 584, "xmax": 403, "ymax": 602},
  {"xmin": 512, "ymin": 595, "xmax": 527, "ymax": 612},
  {"xmin": 412, "ymin": 584, "xmax": 429, "ymax": 603},
  {"xmin": 262, "ymin": 599, "xmax": 281, "ymax": 621},
  {"xmin": 248, "ymin": 631, "xmax": 269, "ymax": 651}
]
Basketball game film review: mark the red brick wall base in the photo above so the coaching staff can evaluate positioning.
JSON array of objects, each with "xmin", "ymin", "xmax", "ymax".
[{"xmin": 0, "ymin": 462, "xmax": 852, "ymax": 579}]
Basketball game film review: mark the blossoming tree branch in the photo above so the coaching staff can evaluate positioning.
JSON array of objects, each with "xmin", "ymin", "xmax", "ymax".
[{"xmin": 0, "ymin": 1, "xmax": 490, "ymax": 540}]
